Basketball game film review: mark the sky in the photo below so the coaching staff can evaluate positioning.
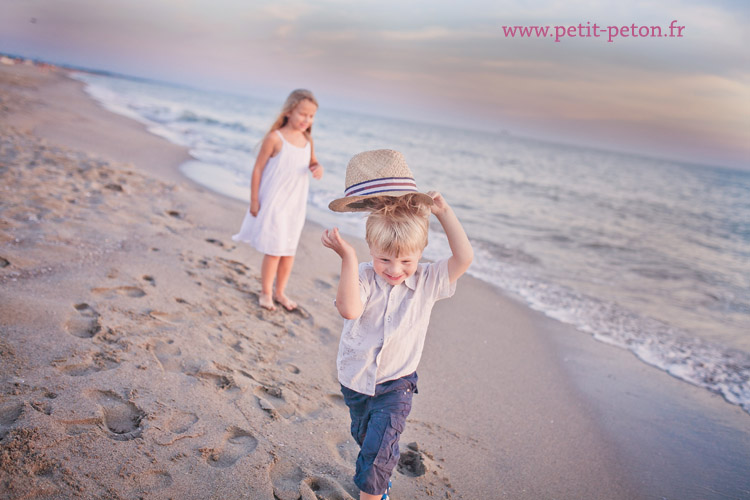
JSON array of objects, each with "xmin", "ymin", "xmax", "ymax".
[{"xmin": 1, "ymin": 0, "xmax": 748, "ymax": 170}]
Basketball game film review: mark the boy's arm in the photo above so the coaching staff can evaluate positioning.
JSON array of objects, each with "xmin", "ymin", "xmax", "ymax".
[
  {"xmin": 428, "ymin": 191, "xmax": 473, "ymax": 283},
  {"xmin": 321, "ymin": 228, "xmax": 364, "ymax": 319}
]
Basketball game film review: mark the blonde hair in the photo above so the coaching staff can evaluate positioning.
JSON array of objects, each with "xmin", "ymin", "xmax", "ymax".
[
  {"xmin": 365, "ymin": 194, "xmax": 430, "ymax": 256},
  {"xmin": 267, "ymin": 89, "xmax": 318, "ymax": 139}
]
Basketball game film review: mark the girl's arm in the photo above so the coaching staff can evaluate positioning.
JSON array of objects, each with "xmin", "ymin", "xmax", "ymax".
[
  {"xmin": 321, "ymin": 228, "xmax": 363, "ymax": 319},
  {"xmin": 308, "ymin": 137, "xmax": 323, "ymax": 180},
  {"xmin": 249, "ymin": 133, "xmax": 282, "ymax": 216},
  {"xmin": 428, "ymin": 191, "xmax": 473, "ymax": 283}
]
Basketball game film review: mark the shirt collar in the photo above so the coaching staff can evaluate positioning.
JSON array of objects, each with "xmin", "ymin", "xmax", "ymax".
[
  {"xmin": 404, "ymin": 271, "xmax": 418, "ymax": 290},
  {"xmin": 372, "ymin": 265, "xmax": 418, "ymax": 291}
]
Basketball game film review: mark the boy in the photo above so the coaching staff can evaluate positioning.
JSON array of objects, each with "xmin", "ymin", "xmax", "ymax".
[{"xmin": 321, "ymin": 150, "xmax": 473, "ymax": 500}]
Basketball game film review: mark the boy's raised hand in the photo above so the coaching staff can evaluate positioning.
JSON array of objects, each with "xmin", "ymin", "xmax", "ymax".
[
  {"xmin": 427, "ymin": 190, "xmax": 449, "ymax": 216},
  {"xmin": 426, "ymin": 190, "xmax": 474, "ymax": 283},
  {"xmin": 322, "ymin": 227, "xmax": 363, "ymax": 319},
  {"xmin": 321, "ymin": 227, "xmax": 355, "ymax": 258}
]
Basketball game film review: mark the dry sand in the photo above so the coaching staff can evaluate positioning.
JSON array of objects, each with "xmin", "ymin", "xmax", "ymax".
[{"xmin": 1, "ymin": 63, "xmax": 749, "ymax": 500}]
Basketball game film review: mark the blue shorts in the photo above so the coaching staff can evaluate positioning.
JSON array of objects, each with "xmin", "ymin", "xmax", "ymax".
[{"xmin": 340, "ymin": 372, "xmax": 418, "ymax": 496}]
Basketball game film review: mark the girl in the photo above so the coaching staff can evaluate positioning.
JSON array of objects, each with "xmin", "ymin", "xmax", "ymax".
[{"xmin": 232, "ymin": 89, "xmax": 323, "ymax": 311}]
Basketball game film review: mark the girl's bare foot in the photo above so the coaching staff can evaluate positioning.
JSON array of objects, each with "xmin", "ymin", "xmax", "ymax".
[
  {"xmin": 273, "ymin": 292, "xmax": 297, "ymax": 311},
  {"xmin": 259, "ymin": 294, "xmax": 276, "ymax": 311}
]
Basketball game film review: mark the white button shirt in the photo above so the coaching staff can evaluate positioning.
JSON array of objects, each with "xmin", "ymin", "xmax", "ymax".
[{"xmin": 337, "ymin": 258, "xmax": 456, "ymax": 396}]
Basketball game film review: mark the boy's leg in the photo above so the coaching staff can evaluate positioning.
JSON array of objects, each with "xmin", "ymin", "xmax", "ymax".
[
  {"xmin": 341, "ymin": 385, "xmax": 370, "ymax": 447},
  {"xmin": 273, "ymin": 255, "xmax": 297, "ymax": 310},
  {"xmin": 260, "ymin": 254, "xmax": 280, "ymax": 310},
  {"xmin": 354, "ymin": 401, "xmax": 409, "ymax": 496},
  {"xmin": 342, "ymin": 375, "xmax": 417, "ymax": 498},
  {"xmin": 339, "ymin": 389, "xmax": 382, "ymax": 500}
]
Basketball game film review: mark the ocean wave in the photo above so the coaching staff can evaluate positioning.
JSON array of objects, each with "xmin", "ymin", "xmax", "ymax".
[
  {"xmin": 580, "ymin": 241, "xmax": 635, "ymax": 253},
  {"xmin": 472, "ymin": 238, "xmax": 541, "ymax": 265},
  {"xmin": 468, "ymin": 252, "xmax": 750, "ymax": 414},
  {"xmin": 176, "ymin": 110, "xmax": 253, "ymax": 134}
]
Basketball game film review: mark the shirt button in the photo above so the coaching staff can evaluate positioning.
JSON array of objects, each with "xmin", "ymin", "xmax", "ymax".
[{"xmin": 387, "ymin": 316, "xmax": 391, "ymax": 322}]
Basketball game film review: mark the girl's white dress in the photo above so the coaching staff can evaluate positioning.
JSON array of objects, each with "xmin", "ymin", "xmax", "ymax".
[{"xmin": 232, "ymin": 130, "xmax": 311, "ymax": 256}]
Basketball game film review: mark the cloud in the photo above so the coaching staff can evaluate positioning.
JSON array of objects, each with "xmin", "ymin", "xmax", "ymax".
[
  {"xmin": 379, "ymin": 26, "xmax": 474, "ymax": 41},
  {"xmin": 261, "ymin": 2, "xmax": 315, "ymax": 23}
]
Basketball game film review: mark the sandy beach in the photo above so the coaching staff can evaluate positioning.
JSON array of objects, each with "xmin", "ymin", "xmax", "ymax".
[{"xmin": 1, "ymin": 63, "xmax": 749, "ymax": 500}]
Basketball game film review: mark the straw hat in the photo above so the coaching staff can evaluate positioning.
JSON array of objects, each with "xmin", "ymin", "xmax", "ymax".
[{"xmin": 328, "ymin": 149, "xmax": 434, "ymax": 212}]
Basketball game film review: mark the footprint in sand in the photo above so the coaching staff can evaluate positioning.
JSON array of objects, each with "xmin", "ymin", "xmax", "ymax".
[
  {"xmin": 326, "ymin": 393, "xmax": 346, "ymax": 407},
  {"xmin": 228, "ymin": 340, "xmax": 244, "ymax": 353},
  {"xmin": 304, "ymin": 392, "xmax": 346, "ymax": 420},
  {"xmin": 327, "ymin": 434, "xmax": 359, "ymax": 466},
  {"xmin": 64, "ymin": 303, "xmax": 101, "ymax": 339},
  {"xmin": 397, "ymin": 442, "xmax": 428, "ymax": 477},
  {"xmin": 301, "ymin": 476, "xmax": 353, "ymax": 500},
  {"xmin": 284, "ymin": 363, "xmax": 300, "ymax": 375},
  {"xmin": 0, "ymin": 401, "xmax": 24, "ymax": 440},
  {"xmin": 316, "ymin": 326, "xmax": 337, "ymax": 345},
  {"xmin": 217, "ymin": 257, "xmax": 250, "ymax": 276},
  {"xmin": 271, "ymin": 458, "xmax": 353, "ymax": 500},
  {"xmin": 166, "ymin": 410, "xmax": 198, "ymax": 434},
  {"xmin": 200, "ymin": 426, "xmax": 257, "ymax": 468},
  {"xmin": 270, "ymin": 457, "xmax": 307, "ymax": 500},
  {"xmin": 62, "ymin": 417, "xmax": 101, "ymax": 437},
  {"xmin": 91, "ymin": 286, "xmax": 146, "ymax": 298},
  {"xmin": 195, "ymin": 371, "xmax": 236, "ymax": 391},
  {"xmin": 254, "ymin": 385, "xmax": 298, "ymax": 419},
  {"xmin": 148, "ymin": 339, "xmax": 182, "ymax": 373},
  {"xmin": 148, "ymin": 310, "xmax": 184, "ymax": 325},
  {"xmin": 30, "ymin": 400, "xmax": 53, "ymax": 416},
  {"xmin": 58, "ymin": 363, "xmax": 100, "ymax": 377},
  {"xmin": 314, "ymin": 278, "xmax": 334, "ymax": 290},
  {"xmin": 55, "ymin": 351, "xmax": 120, "ymax": 377},
  {"xmin": 92, "ymin": 390, "xmax": 145, "ymax": 441},
  {"xmin": 289, "ymin": 305, "xmax": 312, "ymax": 321},
  {"xmin": 134, "ymin": 470, "xmax": 173, "ymax": 492}
]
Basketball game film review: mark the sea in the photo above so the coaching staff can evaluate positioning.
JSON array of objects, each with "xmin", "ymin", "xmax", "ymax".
[{"xmin": 71, "ymin": 72, "xmax": 750, "ymax": 414}]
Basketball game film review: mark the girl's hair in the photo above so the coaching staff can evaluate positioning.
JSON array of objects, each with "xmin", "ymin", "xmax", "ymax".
[
  {"xmin": 267, "ymin": 89, "xmax": 318, "ymax": 138},
  {"xmin": 365, "ymin": 194, "xmax": 431, "ymax": 256}
]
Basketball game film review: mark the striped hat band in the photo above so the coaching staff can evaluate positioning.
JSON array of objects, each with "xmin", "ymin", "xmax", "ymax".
[{"xmin": 345, "ymin": 177, "xmax": 418, "ymax": 197}]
